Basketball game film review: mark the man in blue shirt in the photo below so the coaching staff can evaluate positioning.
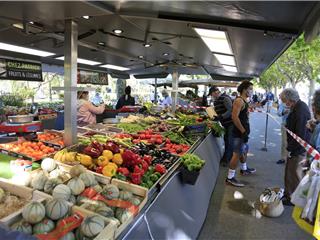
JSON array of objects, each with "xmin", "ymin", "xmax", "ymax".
[{"xmin": 276, "ymin": 100, "xmax": 290, "ymax": 164}]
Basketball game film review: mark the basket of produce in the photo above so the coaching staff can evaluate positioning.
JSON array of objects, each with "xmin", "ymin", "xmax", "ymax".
[{"xmin": 180, "ymin": 154, "xmax": 205, "ymax": 185}]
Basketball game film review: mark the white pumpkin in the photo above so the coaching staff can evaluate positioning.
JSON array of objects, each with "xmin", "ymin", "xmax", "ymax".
[
  {"xmin": 67, "ymin": 178, "xmax": 85, "ymax": 195},
  {"xmin": 41, "ymin": 158, "xmax": 57, "ymax": 172},
  {"xmin": 59, "ymin": 232, "xmax": 75, "ymax": 240},
  {"xmin": 11, "ymin": 220, "xmax": 32, "ymax": 235},
  {"xmin": 69, "ymin": 195, "xmax": 77, "ymax": 205},
  {"xmin": 45, "ymin": 198, "xmax": 70, "ymax": 220},
  {"xmin": 44, "ymin": 178, "xmax": 63, "ymax": 194},
  {"xmin": 70, "ymin": 165, "xmax": 87, "ymax": 178},
  {"xmin": 22, "ymin": 201, "xmax": 46, "ymax": 224},
  {"xmin": 79, "ymin": 172, "xmax": 97, "ymax": 187},
  {"xmin": 31, "ymin": 173, "xmax": 48, "ymax": 190},
  {"xmin": 80, "ymin": 215, "xmax": 105, "ymax": 238},
  {"xmin": 52, "ymin": 184, "xmax": 71, "ymax": 201},
  {"xmin": 33, "ymin": 218, "xmax": 55, "ymax": 235}
]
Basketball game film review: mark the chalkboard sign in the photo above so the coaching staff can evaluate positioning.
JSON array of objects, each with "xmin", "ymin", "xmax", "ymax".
[
  {"xmin": 0, "ymin": 58, "xmax": 43, "ymax": 81},
  {"xmin": 77, "ymin": 70, "xmax": 108, "ymax": 85}
]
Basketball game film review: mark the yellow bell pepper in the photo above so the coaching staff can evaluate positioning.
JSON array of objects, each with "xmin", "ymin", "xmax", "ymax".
[
  {"xmin": 102, "ymin": 162, "xmax": 118, "ymax": 177},
  {"xmin": 97, "ymin": 156, "xmax": 109, "ymax": 167},
  {"xmin": 112, "ymin": 153, "xmax": 123, "ymax": 165}
]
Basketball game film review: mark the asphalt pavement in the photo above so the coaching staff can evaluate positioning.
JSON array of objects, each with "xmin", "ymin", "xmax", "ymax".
[{"xmin": 198, "ymin": 109, "xmax": 312, "ymax": 240}]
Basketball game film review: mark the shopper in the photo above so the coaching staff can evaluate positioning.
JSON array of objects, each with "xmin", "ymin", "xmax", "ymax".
[
  {"xmin": 77, "ymin": 91, "xmax": 105, "ymax": 125},
  {"xmin": 116, "ymin": 86, "xmax": 135, "ymax": 110},
  {"xmin": 161, "ymin": 90, "xmax": 172, "ymax": 107},
  {"xmin": 208, "ymin": 86, "xmax": 233, "ymax": 165},
  {"xmin": 308, "ymin": 90, "xmax": 320, "ymax": 162},
  {"xmin": 92, "ymin": 90, "xmax": 103, "ymax": 106},
  {"xmin": 280, "ymin": 88, "xmax": 311, "ymax": 206},
  {"xmin": 226, "ymin": 80, "xmax": 256, "ymax": 187},
  {"xmin": 276, "ymin": 100, "xmax": 290, "ymax": 164}
]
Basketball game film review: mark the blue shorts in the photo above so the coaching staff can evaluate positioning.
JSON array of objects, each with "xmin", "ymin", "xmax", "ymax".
[{"xmin": 233, "ymin": 138, "xmax": 249, "ymax": 154}]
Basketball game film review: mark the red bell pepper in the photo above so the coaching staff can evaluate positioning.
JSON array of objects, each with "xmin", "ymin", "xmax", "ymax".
[
  {"xmin": 155, "ymin": 164, "xmax": 166, "ymax": 175},
  {"xmin": 143, "ymin": 155, "xmax": 152, "ymax": 165},
  {"xmin": 117, "ymin": 167, "xmax": 130, "ymax": 177},
  {"xmin": 131, "ymin": 172, "xmax": 142, "ymax": 185},
  {"xmin": 141, "ymin": 160, "xmax": 149, "ymax": 172},
  {"xmin": 83, "ymin": 146, "xmax": 101, "ymax": 158},
  {"xmin": 96, "ymin": 166, "xmax": 103, "ymax": 174}
]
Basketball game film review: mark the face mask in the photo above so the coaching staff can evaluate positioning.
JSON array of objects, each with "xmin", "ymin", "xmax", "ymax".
[
  {"xmin": 247, "ymin": 90, "xmax": 253, "ymax": 97},
  {"xmin": 231, "ymin": 96, "xmax": 236, "ymax": 100}
]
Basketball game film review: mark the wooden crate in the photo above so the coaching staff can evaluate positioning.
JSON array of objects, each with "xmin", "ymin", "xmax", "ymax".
[{"xmin": 0, "ymin": 179, "xmax": 47, "ymax": 225}]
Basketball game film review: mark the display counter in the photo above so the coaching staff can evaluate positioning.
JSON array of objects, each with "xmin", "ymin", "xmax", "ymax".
[{"xmin": 119, "ymin": 133, "xmax": 224, "ymax": 239}]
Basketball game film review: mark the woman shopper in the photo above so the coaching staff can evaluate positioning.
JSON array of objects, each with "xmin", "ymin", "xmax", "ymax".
[
  {"xmin": 77, "ymin": 91, "xmax": 105, "ymax": 125},
  {"xmin": 226, "ymin": 80, "xmax": 256, "ymax": 187},
  {"xmin": 116, "ymin": 86, "xmax": 135, "ymax": 110}
]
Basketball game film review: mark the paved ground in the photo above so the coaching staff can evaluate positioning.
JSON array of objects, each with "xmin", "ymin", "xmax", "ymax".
[{"xmin": 198, "ymin": 109, "xmax": 312, "ymax": 240}]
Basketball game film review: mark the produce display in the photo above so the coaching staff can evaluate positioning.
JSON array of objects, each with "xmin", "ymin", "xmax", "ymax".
[
  {"xmin": 181, "ymin": 153, "xmax": 206, "ymax": 171},
  {"xmin": 116, "ymin": 123, "xmax": 147, "ymax": 134},
  {"xmin": 0, "ymin": 141, "xmax": 56, "ymax": 160},
  {"xmin": 37, "ymin": 132, "xmax": 61, "ymax": 142},
  {"xmin": 0, "ymin": 186, "xmax": 28, "ymax": 219}
]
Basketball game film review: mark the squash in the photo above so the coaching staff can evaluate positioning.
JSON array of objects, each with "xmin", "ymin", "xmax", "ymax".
[
  {"xmin": 45, "ymin": 198, "xmax": 70, "ymax": 220},
  {"xmin": 80, "ymin": 215, "xmax": 105, "ymax": 238},
  {"xmin": 95, "ymin": 206, "xmax": 114, "ymax": 218},
  {"xmin": 33, "ymin": 218, "xmax": 55, "ymax": 235},
  {"xmin": 129, "ymin": 197, "xmax": 142, "ymax": 206},
  {"xmin": 67, "ymin": 178, "xmax": 85, "ymax": 195},
  {"xmin": 101, "ymin": 184, "xmax": 119, "ymax": 200},
  {"xmin": 119, "ymin": 190, "xmax": 133, "ymax": 201},
  {"xmin": 115, "ymin": 208, "xmax": 133, "ymax": 224},
  {"xmin": 41, "ymin": 158, "xmax": 57, "ymax": 172},
  {"xmin": 69, "ymin": 195, "xmax": 77, "ymax": 205},
  {"xmin": 81, "ymin": 203, "xmax": 99, "ymax": 213},
  {"xmin": 11, "ymin": 220, "xmax": 32, "ymax": 235},
  {"xmin": 31, "ymin": 173, "xmax": 48, "ymax": 191},
  {"xmin": 22, "ymin": 201, "xmax": 46, "ymax": 224},
  {"xmin": 11, "ymin": 171, "xmax": 31, "ymax": 186},
  {"xmin": 52, "ymin": 184, "xmax": 71, "ymax": 201},
  {"xmin": 75, "ymin": 228, "xmax": 93, "ymax": 240},
  {"xmin": 49, "ymin": 168, "xmax": 63, "ymax": 179},
  {"xmin": 79, "ymin": 172, "xmax": 97, "ymax": 187},
  {"xmin": 70, "ymin": 165, "xmax": 87, "ymax": 178},
  {"xmin": 59, "ymin": 232, "xmax": 75, "ymax": 240},
  {"xmin": 44, "ymin": 178, "xmax": 63, "ymax": 194},
  {"xmin": 92, "ymin": 184, "xmax": 103, "ymax": 193}
]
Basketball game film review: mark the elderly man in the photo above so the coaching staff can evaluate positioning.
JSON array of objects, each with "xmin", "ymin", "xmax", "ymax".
[
  {"xmin": 280, "ymin": 88, "xmax": 311, "ymax": 206},
  {"xmin": 208, "ymin": 86, "xmax": 233, "ymax": 165}
]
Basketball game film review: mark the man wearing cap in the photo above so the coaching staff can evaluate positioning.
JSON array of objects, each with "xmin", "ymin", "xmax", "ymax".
[{"xmin": 209, "ymin": 86, "xmax": 233, "ymax": 165}]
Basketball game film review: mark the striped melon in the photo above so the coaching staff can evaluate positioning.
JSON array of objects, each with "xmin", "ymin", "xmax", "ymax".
[
  {"xmin": 69, "ymin": 195, "xmax": 77, "ymax": 205},
  {"xmin": 11, "ymin": 220, "xmax": 32, "ymax": 235},
  {"xmin": 33, "ymin": 218, "xmax": 55, "ymax": 235},
  {"xmin": 119, "ymin": 190, "xmax": 133, "ymax": 201},
  {"xmin": 129, "ymin": 197, "xmax": 142, "ymax": 206},
  {"xmin": 70, "ymin": 165, "xmax": 87, "ymax": 178},
  {"xmin": 59, "ymin": 231, "xmax": 75, "ymax": 240},
  {"xmin": 79, "ymin": 172, "xmax": 97, "ymax": 187},
  {"xmin": 92, "ymin": 184, "xmax": 103, "ymax": 193},
  {"xmin": 75, "ymin": 228, "xmax": 93, "ymax": 240},
  {"xmin": 115, "ymin": 208, "xmax": 133, "ymax": 224},
  {"xmin": 49, "ymin": 169, "xmax": 63, "ymax": 179},
  {"xmin": 95, "ymin": 206, "xmax": 114, "ymax": 218},
  {"xmin": 52, "ymin": 184, "xmax": 71, "ymax": 200},
  {"xmin": 22, "ymin": 202, "xmax": 46, "ymax": 224},
  {"xmin": 45, "ymin": 198, "xmax": 70, "ymax": 220},
  {"xmin": 101, "ymin": 184, "xmax": 119, "ymax": 200},
  {"xmin": 80, "ymin": 215, "xmax": 105, "ymax": 238},
  {"xmin": 41, "ymin": 158, "xmax": 57, "ymax": 172},
  {"xmin": 31, "ymin": 173, "xmax": 48, "ymax": 191},
  {"xmin": 67, "ymin": 178, "xmax": 85, "ymax": 195},
  {"xmin": 44, "ymin": 178, "xmax": 63, "ymax": 194}
]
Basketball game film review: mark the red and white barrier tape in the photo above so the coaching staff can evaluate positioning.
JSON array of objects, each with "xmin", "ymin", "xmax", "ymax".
[
  {"xmin": 252, "ymin": 109, "xmax": 320, "ymax": 160},
  {"xmin": 176, "ymin": 104, "xmax": 206, "ymax": 109}
]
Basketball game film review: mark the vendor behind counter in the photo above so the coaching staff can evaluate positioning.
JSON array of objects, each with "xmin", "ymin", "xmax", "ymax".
[{"xmin": 116, "ymin": 86, "xmax": 135, "ymax": 110}]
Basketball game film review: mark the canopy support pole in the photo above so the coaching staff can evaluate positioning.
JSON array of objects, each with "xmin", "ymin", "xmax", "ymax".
[
  {"xmin": 63, "ymin": 20, "xmax": 78, "ymax": 146},
  {"xmin": 172, "ymin": 70, "xmax": 179, "ymax": 113},
  {"xmin": 154, "ymin": 78, "xmax": 158, "ymax": 103}
]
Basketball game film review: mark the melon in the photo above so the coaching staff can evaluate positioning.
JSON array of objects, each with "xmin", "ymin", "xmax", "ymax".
[
  {"xmin": 92, "ymin": 184, "xmax": 103, "ymax": 193},
  {"xmin": 81, "ymin": 203, "xmax": 99, "ymax": 213},
  {"xmin": 95, "ymin": 206, "xmax": 114, "ymax": 218},
  {"xmin": 75, "ymin": 228, "xmax": 93, "ymax": 240},
  {"xmin": 69, "ymin": 195, "xmax": 77, "ymax": 205},
  {"xmin": 52, "ymin": 184, "xmax": 71, "ymax": 200},
  {"xmin": 101, "ymin": 184, "xmax": 119, "ymax": 200},
  {"xmin": 70, "ymin": 165, "xmax": 87, "ymax": 178},
  {"xmin": 115, "ymin": 208, "xmax": 133, "ymax": 224},
  {"xmin": 67, "ymin": 178, "xmax": 85, "ymax": 195},
  {"xmin": 45, "ymin": 198, "xmax": 70, "ymax": 220},
  {"xmin": 0, "ymin": 187, "xmax": 5, "ymax": 203},
  {"xmin": 109, "ymin": 217, "xmax": 121, "ymax": 226},
  {"xmin": 11, "ymin": 220, "xmax": 32, "ymax": 235},
  {"xmin": 119, "ymin": 190, "xmax": 133, "ymax": 201},
  {"xmin": 79, "ymin": 172, "xmax": 97, "ymax": 187},
  {"xmin": 11, "ymin": 171, "xmax": 31, "ymax": 186},
  {"xmin": 76, "ymin": 195, "xmax": 89, "ymax": 205},
  {"xmin": 80, "ymin": 215, "xmax": 105, "ymax": 238},
  {"xmin": 41, "ymin": 158, "xmax": 57, "ymax": 172},
  {"xmin": 44, "ymin": 178, "xmax": 63, "ymax": 194},
  {"xmin": 59, "ymin": 232, "xmax": 75, "ymax": 240},
  {"xmin": 129, "ymin": 197, "xmax": 142, "ymax": 206},
  {"xmin": 22, "ymin": 201, "xmax": 46, "ymax": 224},
  {"xmin": 31, "ymin": 173, "xmax": 48, "ymax": 191},
  {"xmin": 33, "ymin": 218, "xmax": 55, "ymax": 235},
  {"xmin": 49, "ymin": 169, "xmax": 63, "ymax": 179}
]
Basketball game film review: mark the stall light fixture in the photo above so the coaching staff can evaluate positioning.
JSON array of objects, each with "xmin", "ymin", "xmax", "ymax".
[
  {"xmin": 0, "ymin": 42, "xmax": 55, "ymax": 57},
  {"xmin": 222, "ymin": 65, "xmax": 237, "ymax": 72},
  {"xmin": 138, "ymin": 55, "xmax": 144, "ymax": 59},
  {"xmin": 82, "ymin": 16, "xmax": 90, "ymax": 20},
  {"xmin": 97, "ymin": 42, "xmax": 105, "ymax": 46},
  {"xmin": 12, "ymin": 23, "xmax": 23, "ymax": 29},
  {"xmin": 55, "ymin": 56, "xmax": 101, "ymax": 66},
  {"xmin": 163, "ymin": 53, "xmax": 169, "ymax": 56},
  {"xmin": 143, "ymin": 43, "xmax": 151, "ymax": 48},
  {"xmin": 194, "ymin": 27, "xmax": 233, "ymax": 55},
  {"xmin": 214, "ymin": 54, "xmax": 236, "ymax": 66},
  {"xmin": 29, "ymin": 21, "xmax": 34, "ymax": 25},
  {"xmin": 113, "ymin": 29, "xmax": 123, "ymax": 34},
  {"xmin": 100, "ymin": 64, "xmax": 130, "ymax": 71}
]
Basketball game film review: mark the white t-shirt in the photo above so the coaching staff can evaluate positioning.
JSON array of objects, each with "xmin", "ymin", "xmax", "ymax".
[{"xmin": 161, "ymin": 96, "xmax": 172, "ymax": 106}]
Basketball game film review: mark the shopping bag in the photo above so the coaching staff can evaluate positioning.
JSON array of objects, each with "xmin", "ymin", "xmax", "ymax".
[
  {"xmin": 291, "ymin": 173, "xmax": 311, "ymax": 208},
  {"xmin": 313, "ymin": 193, "xmax": 320, "ymax": 239}
]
